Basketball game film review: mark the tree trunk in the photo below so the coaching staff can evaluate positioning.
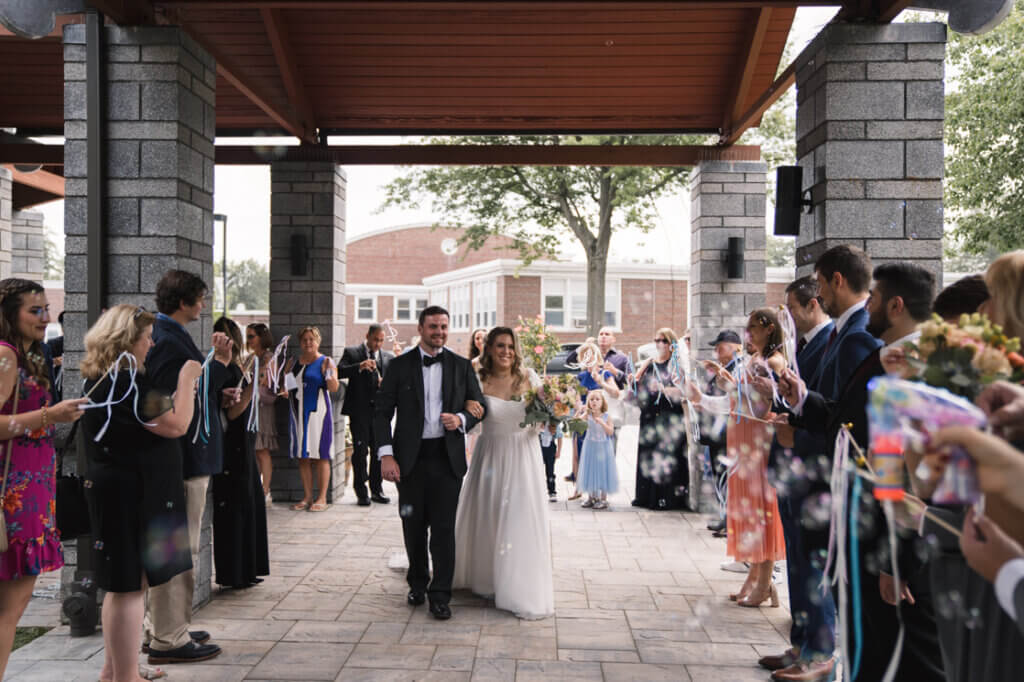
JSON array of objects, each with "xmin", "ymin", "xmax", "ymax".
[{"xmin": 586, "ymin": 247, "xmax": 607, "ymax": 338}]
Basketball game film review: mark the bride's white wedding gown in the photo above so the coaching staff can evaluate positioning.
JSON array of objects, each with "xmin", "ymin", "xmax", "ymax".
[{"xmin": 453, "ymin": 375, "xmax": 555, "ymax": 620}]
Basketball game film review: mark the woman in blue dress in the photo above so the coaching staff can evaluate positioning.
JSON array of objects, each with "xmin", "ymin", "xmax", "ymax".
[{"xmin": 287, "ymin": 326, "xmax": 339, "ymax": 511}]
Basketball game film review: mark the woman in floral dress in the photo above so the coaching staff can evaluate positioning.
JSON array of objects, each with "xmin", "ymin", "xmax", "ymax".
[{"xmin": 0, "ymin": 279, "xmax": 86, "ymax": 676}]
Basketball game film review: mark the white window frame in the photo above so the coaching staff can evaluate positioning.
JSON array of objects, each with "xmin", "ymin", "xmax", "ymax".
[
  {"xmin": 450, "ymin": 283, "xmax": 471, "ymax": 331},
  {"xmin": 541, "ymin": 277, "xmax": 621, "ymax": 331},
  {"xmin": 355, "ymin": 295, "xmax": 377, "ymax": 322},
  {"xmin": 395, "ymin": 296, "xmax": 429, "ymax": 322},
  {"xmin": 472, "ymin": 279, "xmax": 497, "ymax": 329}
]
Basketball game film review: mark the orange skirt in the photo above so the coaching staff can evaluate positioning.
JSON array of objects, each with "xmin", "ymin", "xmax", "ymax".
[{"xmin": 725, "ymin": 415, "xmax": 786, "ymax": 564}]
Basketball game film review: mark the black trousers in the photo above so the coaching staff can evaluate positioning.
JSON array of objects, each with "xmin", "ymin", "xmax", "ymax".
[
  {"xmin": 396, "ymin": 437, "xmax": 461, "ymax": 605},
  {"xmin": 540, "ymin": 440, "xmax": 556, "ymax": 495},
  {"xmin": 349, "ymin": 413, "xmax": 383, "ymax": 496}
]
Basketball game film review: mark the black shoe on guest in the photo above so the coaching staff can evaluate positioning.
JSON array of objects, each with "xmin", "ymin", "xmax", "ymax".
[
  {"xmin": 429, "ymin": 601, "xmax": 452, "ymax": 620},
  {"xmin": 147, "ymin": 640, "xmax": 221, "ymax": 664},
  {"xmin": 356, "ymin": 493, "xmax": 371, "ymax": 507},
  {"xmin": 371, "ymin": 492, "xmax": 390, "ymax": 504},
  {"xmin": 407, "ymin": 590, "xmax": 426, "ymax": 606},
  {"xmin": 142, "ymin": 630, "xmax": 210, "ymax": 654}
]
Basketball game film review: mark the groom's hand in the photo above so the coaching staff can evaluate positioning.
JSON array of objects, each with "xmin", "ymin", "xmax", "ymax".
[
  {"xmin": 440, "ymin": 412, "xmax": 461, "ymax": 431},
  {"xmin": 381, "ymin": 455, "xmax": 401, "ymax": 483}
]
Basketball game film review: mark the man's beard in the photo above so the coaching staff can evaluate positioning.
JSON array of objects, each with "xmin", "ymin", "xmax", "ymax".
[{"xmin": 866, "ymin": 308, "xmax": 891, "ymax": 339}]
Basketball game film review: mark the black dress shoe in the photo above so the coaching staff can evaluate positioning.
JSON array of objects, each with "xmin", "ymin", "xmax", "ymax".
[
  {"xmin": 407, "ymin": 590, "xmax": 426, "ymax": 606},
  {"xmin": 147, "ymin": 640, "xmax": 221, "ymax": 664},
  {"xmin": 371, "ymin": 492, "xmax": 390, "ymax": 504},
  {"xmin": 429, "ymin": 602, "xmax": 452, "ymax": 620},
  {"xmin": 356, "ymin": 494, "xmax": 371, "ymax": 507},
  {"xmin": 142, "ymin": 630, "xmax": 210, "ymax": 653}
]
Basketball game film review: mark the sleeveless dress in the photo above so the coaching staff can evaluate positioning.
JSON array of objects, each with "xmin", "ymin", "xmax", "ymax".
[
  {"xmin": 576, "ymin": 414, "xmax": 618, "ymax": 496},
  {"xmin": 254, "ymin": 350, "xmax": 279, "ymax": 451},
  {"xmin": 453, "ymin": 370, "xmax": 554, "ymax": 620},
  {"xmin": 288, "ymin": 356, "xmax": 334, "ymax": 460},
  {"xmin": 0, "ymin": 341, "xmax": 63, "ymax": 580}
]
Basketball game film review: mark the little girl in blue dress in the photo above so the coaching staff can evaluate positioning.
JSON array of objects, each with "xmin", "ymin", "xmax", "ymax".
[{"xmin": 576, "ymin": 389, "xmax": 618, "ymax": 510}]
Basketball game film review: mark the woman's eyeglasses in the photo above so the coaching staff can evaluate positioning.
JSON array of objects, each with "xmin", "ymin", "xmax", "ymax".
[{"xmin": 654, "ymin": 338, "xmax": 669, "ymax": 345}]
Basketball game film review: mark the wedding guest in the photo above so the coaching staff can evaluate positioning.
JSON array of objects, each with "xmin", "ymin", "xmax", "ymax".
[
  {"xmin": 632, "ymin": 327, "xmax": 689, "ymax": 511},
  {"xmin": 45, "ymin": 310, "xmax": 64, "ymax": 402},
  {"xmin": 143, "ymin": 270, "xmax": 229, "ymax": 664},
  {"xmin": 80, "ymin": 304, "xmax": 199, "ymax": 682},
  {"xmin": 340, "ymin": 324, "xmax": 392, "ymax": 506},
  {"xmin": 565, "ymin": 326, "xmax": 629, "ymax": 387},
  {"xmin": 0, "ymin": 279, "xmax": 85, "ymax": 678},
  {"xmin": 690, "ymin": 309, "xmax": 787, "ymax": 609},
  {"xmin": 539, "ymin": 423, "xmax": 562, "ymax": 502},
  {"xmin": 982, "ymin": 250, "xmax": 1024, "ymax": 337},
  {"xmin": 246, "ymin": 323, "xmax": 278, "ymax": 501},
  {"xmin": 288, "ymin": 326, "xmax": 339, "ymax": 511},
  {"xmin": 567, "ymin": 342, "xmax": 620, "ymax": 501},
  {"xmin": 576, "ymin": 389, "xmax": 618, "ymax": 510},
  {"xmin": 933, "ymin": 274, "xmax": 989, "ymax": 322},
  {"xmin": 468, "ymin": 328, "xmax": 487, "ymax": 370},
  {"xmin": 699, "ymin": 329, "xmax": 742, "ymax": 531},
  {"xmin": 211, "ymin": 317, "xmax": 269, "ymax": 590}
]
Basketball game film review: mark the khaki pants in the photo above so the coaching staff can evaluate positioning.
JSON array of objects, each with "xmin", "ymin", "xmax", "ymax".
[{"xmin": 143, "ymin": 475, "xmax": 210, "ymax": 651}]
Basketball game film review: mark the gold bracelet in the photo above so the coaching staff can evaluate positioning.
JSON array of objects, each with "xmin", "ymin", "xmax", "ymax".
[{"xmin": 41, "ymin": 405, "xmax": 48, "ymax": 430}]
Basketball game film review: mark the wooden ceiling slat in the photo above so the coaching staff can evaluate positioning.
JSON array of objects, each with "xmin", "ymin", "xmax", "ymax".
[
  {"xmin": 265, "ymin": 32, "xmax": 743, "ymax": 47},
  {"xmin": 282, "ymin": 20, "xmax": 747, "ymax": 35}
]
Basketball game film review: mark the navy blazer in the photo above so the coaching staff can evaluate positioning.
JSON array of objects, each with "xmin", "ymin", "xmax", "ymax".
[
  {"xmin": 146, "ymin": 314, "xmax": 230, "ymax": 478},
  {"xmin": 772, "ymin": 322, "xmax": 833, "ymax": 476},
  {"xmin": 808, "ymin": 306, "xmax": 882, "ymax": 401}
]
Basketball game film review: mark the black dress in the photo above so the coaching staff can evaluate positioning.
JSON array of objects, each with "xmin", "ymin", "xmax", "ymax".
[
  {"xmin": 633, "ymin": 360, "xmax": 689, "ymax": 510},
  {"xmin": 212, "ymin": 363, "xmax": 269, "ymax": 588},
  {"xmin": 82, "ymin": 370, "xmax": 191, "ymax": 592}
]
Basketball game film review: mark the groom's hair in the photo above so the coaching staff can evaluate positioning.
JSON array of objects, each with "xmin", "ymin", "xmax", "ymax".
[{"xmin": 418, "ymin": 305, "xmax": 449, "ymax": 326}]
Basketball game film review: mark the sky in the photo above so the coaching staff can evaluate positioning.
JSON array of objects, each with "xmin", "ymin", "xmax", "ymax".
[{"xmin": 36, "ymin": 7, "xmax": 843, "ymax": 272}]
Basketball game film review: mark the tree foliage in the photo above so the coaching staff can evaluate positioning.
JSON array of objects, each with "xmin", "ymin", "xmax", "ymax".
[
  {"xmin": 945, "ymin": 1, "xmax": 1024, "ymax": 254},
  {"xmin": 43, "ymin": 230, "xmax": 64, "ymax": 280},
  {"xmin": 214, "ymin": 258, "xmax": 269, "ymax": 313},
  {"xmin": 381, "ymin": 135, "xmax": 704, "ymax": 335}
]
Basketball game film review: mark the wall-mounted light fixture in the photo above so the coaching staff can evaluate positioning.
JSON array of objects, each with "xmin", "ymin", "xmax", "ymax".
[{"xmin": 725, "ymin": 236, "xmax": 745, "ymax": 279}]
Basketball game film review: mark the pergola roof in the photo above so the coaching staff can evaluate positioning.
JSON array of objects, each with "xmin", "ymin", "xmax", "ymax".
[{"xmin": 0, "ymin": 1, "xmax": 913, "ymax": 141}]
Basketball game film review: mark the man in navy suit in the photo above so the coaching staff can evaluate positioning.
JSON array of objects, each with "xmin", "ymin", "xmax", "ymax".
[{"xmin": 759, "ymin": 276, "xmax": 836, "ymax": 676}]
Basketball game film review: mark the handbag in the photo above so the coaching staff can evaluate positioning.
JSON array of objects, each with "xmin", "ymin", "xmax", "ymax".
[
  {"xmin": 55, "ymin": 420, "xmax": 91, "ymax": 541},
  {"xmin": 0, "ymin": 379, "xmax": 19, "ymax": 552}
]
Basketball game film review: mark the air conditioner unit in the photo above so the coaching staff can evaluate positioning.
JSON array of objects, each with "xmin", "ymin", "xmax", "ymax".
[{"xmin": 572, "ymin": 317, "xmax": 588, "ymax": 329}]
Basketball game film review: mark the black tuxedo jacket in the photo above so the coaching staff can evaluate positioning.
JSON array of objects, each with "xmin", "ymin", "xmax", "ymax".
[
  {"xmin": 373, "ymin": 348, "xmax": 485, "ymax": 478},
  {"xmin": 339, "ymin": 343, "xmax": 393, "ymax": 420}
]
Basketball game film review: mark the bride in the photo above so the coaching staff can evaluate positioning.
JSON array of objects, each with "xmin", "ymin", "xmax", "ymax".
[{"xmin": 453, "ymin": 327, "xmax": 555, "ymax": 620}]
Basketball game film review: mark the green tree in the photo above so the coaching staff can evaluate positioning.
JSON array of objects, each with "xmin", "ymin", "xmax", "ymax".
[
  {"xmin": 945, "ymin": 1, "xmax": 1024, "ymax": 254},
  {"xmin": 381, "ymin": 135, "xmax": 704, "ymax": 336},
  {"xmin": 43, "ymin": 231, "xmax": 64, "ymax": 280},
  {"xmin": 214, "ymin": 258, "xmax": 269, "ymax": 313}
]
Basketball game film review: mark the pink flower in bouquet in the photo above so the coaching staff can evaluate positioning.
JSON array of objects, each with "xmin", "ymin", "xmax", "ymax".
[
  {"xmin": 514, "ymin": 326, "xmax": 523, "ymax": 333},
  {"xmin": 537, "ymin": 334, "xmax": 546, "ymax": 341},
  {"xmin": 534, "ymin": 345, "xmax": 544, "ymax": 354}
]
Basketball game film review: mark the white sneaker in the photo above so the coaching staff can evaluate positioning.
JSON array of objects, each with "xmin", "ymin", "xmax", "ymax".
[{"xmin": 720, "ymin": 560, "xmax": 749, "ymax": 573}]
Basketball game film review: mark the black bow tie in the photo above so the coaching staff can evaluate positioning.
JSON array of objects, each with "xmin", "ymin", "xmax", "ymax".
[{"xmin": 422, "ymin": 353, "xmax": 442, "ymax": 367}]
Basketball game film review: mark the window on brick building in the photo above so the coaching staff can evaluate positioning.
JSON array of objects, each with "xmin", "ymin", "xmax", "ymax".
[
  {"xmin": 542, "ymin": 278, "xmax": 620, "ymax": 330},
  {"xmin": 428, "ymin": 287, "xmax": 448, "ymax": 311},
  {"xmin": 356, "ymin": 296, "xmax": 376, "ymax": 322},
  {"xmin": 473, "ymin": 280, "xmax": 496, "ymax": 328},
  {"xmin": 396, "ymin": 297, "xmax": 428, "ymax": 322},
  {"xmin": 450, "ymin": 284, "xmax": 471, "ymax": 330}
]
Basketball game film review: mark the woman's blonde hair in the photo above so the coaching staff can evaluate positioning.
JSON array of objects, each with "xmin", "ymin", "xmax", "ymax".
[
  {"xmin": 80, "ymin": 304, "xmax": 156, "ymax": 380},
  {"xmin": 984, "ymin": 251, "xmax": 1024, "ymax": 339},
  {"xmin": 298, "ymin": 326, "xmax": 322, "ymax": 346},
  {"xmin": 586, "ymin": 388, "xmax": 609, "ymax": 413},
  {"xmin": 656, "ymin": 327, "xmax": 678, "ymax": 346},
  {"xmin": 478, "ymin": 327, "xmax": 527, "ymax": 393}
]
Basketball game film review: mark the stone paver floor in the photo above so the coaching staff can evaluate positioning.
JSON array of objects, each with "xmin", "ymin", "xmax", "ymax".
[{"xmin": 7, "ymin": 426, "xmax": 791, "ymax": 681}]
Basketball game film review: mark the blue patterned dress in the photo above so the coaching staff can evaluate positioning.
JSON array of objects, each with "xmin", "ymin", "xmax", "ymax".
[{"xmin": 288, "ymin": 356, "xmax": 334, "ymax": 460}]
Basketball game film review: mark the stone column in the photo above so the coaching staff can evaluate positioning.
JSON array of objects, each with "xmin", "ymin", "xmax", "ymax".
[
  {"xmin": 10, "ymin": 210, "xmax": 46, "ymax": 281},
  {"xmin": 0, "ymin": 168, "xmax": 11, "ymax": 279},
  {"xmin": 268, "ymin": 161, "xmax": 347, "ymax": 504},
  {"xmin": 63, "ymin": 24, "xmax": 217, "ymax": 609},
  {"xmin": 794, "ymin": 22, "xmax": 946, "ymax": 279},
  {"xmin": 688, "ymin": 160, "xmax": 768, "ymax": 356}
]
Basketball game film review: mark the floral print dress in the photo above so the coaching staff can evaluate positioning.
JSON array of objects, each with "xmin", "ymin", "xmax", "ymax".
[{"xmin": 0, "ymin": 341, "xmax": 62, "ymax": 579}]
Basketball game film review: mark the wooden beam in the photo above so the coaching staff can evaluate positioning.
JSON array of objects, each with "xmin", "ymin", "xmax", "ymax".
[
  {"xmin": 87, "ymin": 0, "xmax": 155, "ymax": 24},
  {"xmin": 718, "ymin": 58, "xmax": 796, "ymax": 146},
  {"xmin": 156, "ymin": 1, "xmax": 828, "ymax": 9},
  {"xmin": 722, "ymin": 7, "xmax": 771, "ymax": 133},
  {"xmin": 5, "ymin": 165, "xmax": 65, "ymax": 207},
  {"xmin": 260, "ymin": 7, "xmax": 316, "ymax": 139},
  {"xmin": 0, "ymin": 144, "xmax": 64, "ymax": 166},
  {"xmin": 213, "ymin": 143, "xmax": 762, "ymax": 166},
  {"xmin": 837, "ymin": 0, "xmax": 913, "ymax": 22}
]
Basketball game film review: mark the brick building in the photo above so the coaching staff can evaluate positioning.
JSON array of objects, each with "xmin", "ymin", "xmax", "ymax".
[{"xmin": 344, "ymin": 223, "xmax": 795, "ymax": 357}]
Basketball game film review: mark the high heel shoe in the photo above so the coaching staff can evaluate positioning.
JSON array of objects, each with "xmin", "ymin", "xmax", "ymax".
[{"xmin": 737, "ymin": 583, "xmax": 779, "ymax": 608}]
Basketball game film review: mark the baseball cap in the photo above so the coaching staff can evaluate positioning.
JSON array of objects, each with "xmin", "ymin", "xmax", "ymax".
[{"xmin": 709, "ymin": 330, "xmax": 742, "ymax": 347}]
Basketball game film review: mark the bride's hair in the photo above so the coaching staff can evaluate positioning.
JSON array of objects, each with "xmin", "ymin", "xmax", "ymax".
[{"xmin": 478, "ymin": 326, "xmax": 527, "ymax": 393}]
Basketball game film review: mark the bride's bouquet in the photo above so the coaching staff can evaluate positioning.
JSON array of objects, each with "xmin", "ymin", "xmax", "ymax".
[{"xmin": 519, "ymin": 373, "xmax": 587, "ymax": 435}]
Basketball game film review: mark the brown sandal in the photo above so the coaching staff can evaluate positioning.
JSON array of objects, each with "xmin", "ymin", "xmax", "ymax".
[
  {"xmin": 290, "ymin": 501, "xmax": 310, "ymax": 511},
  {"xmin": 309, "ymin": 502, "xmax": 329, "ymax": 512}
]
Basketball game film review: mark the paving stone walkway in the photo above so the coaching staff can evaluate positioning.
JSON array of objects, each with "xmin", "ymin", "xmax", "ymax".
[{"xmin": 7, "ymin": 426, "xmax": 791, "ymax": 681}]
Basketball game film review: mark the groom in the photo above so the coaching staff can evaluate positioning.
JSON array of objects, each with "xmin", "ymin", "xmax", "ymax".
[{"xmin": 374, "ymin": 305, "xmax": 486, "ymax": 620}]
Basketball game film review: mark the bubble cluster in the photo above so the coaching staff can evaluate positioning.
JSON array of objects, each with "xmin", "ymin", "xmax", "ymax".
[{"xmin": 399, "ymin": 504, "xmax": 414, "ymax": 518}]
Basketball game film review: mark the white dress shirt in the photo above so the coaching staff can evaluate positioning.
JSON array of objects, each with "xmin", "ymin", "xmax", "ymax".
[
  {"xmin": 803, "ymin": 319, "xmax": 832, "ymax": 346},
  {"xmin": 995, "ymin": 557, "xmax": 1024, "ymax": 623},
  {"xmin": 835, "ymin": 298, "xmax": 867, "ymax": 336}
]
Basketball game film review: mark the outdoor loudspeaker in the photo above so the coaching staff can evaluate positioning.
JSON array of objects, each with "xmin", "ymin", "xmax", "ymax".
[
  {"xmin": 774, "ymin": 166, "xmax": 809, "ymax": 237},
  {"xmin": 290, "ymin": 234, "xmax": 308, "ymax": 276},
  {"xmin": 725, "ymin": 237, "xmax": 745, "ymax": 279}
]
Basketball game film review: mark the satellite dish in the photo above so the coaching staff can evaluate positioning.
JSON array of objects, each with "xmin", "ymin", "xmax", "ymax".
[
  {"xmin": 440, "ymin": 238, "xmax": 459, "ymax": 256},
  {"xmin": 913, "ymin": 0, "xmax": 1014, "ymax": 35}
]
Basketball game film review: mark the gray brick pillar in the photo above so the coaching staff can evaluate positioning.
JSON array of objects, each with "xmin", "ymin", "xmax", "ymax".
[
  {"xmin": 63, "ymin": 24, "xmax": 216, "ymax": 609},
  {"xmin": 794, "ymin": 22, "xmax": 946, "ymax": 279},
  {"xmin": 688, "ymin": 161, "xmax": 768, "ymax": 357},
  {"xmin": 10, "ymin": 210, "xmax": 46, "ymax": 281},
  {"xmin": 0, "ymin": 168, "xmax": 11, "ymax": 279},
  {"xmin": 268, "ymin": 162, "xmax": 347, "ymax": 504}
]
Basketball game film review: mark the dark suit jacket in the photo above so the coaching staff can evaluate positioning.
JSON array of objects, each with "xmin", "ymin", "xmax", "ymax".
[
  {"xmin": 339, "ymin": 343, "xmax": 393, "ymax": 420},
  {"xmin": 808, "ymin": 306, "xmax": 881, "ymax": 402},
  {"xmin": 785, "ymin": 322, "xmax": 835, "ymax": 465},
  {"xmin": 373, "ymin": 348, "xmax": 485, "ymax": 478},
  {"xmin": 1014, "ymin": 579, "xmax": 1024, "ymax": 637},
  {"xmin": 146, "ymin": 314, "xmax": 229, "ymax": 478}
]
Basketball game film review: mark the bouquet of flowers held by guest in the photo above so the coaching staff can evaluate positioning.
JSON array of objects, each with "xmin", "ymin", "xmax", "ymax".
[
  {"xmin": 515, "ymin": 315, "xmax": 562, "ymax": 374},
  {"xmin": 518, "ymin": 373, "xmax": 588, "ymax": 435},
  {"xmin": 898, "ymin": 312, "xmax": 1024, "ymax": 401}
]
